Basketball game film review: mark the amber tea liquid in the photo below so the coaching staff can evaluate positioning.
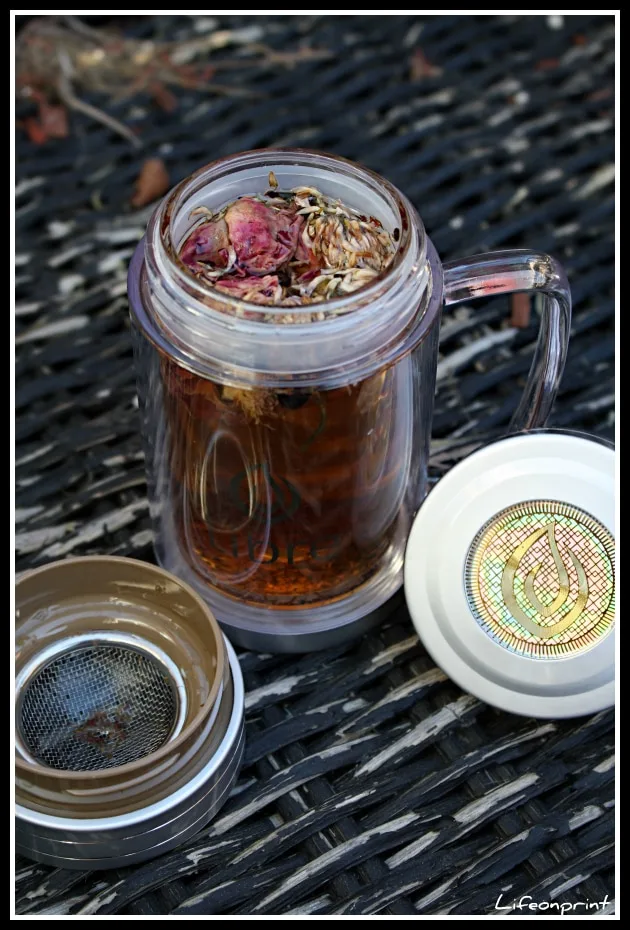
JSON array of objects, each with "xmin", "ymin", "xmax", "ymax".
[{"xmin": 162, "ymin": 357, "xmax": 412, "ymax": 606}]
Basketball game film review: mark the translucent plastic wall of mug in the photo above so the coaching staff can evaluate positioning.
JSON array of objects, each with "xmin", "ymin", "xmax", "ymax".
[{"xmin": 128, "ymin": 149, "xmax": 571, "ymax": 652}]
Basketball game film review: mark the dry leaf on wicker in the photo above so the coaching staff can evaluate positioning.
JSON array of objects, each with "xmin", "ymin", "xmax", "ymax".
[
  {"xmin": 131, "ymin": 158, "xmax": 170, "ymax": 207},
  {"xmin": 409, "ymin": 47, "xmax": 443, "ymax": 81}
]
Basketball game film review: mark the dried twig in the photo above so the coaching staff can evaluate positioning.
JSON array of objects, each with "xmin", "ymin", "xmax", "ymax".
[
  {"xmin": 56, "ymin": 48, "xmax": 142, "ymax": 148},
  {"xmin": 62, "ymin": 14, "xmax": 106, "ymax": 43},
  {"xmin": 17, "ymin": 17, "xmax": 328, "ymax": 100},
  {"xmin": 244, "ymin": 42, "xmax": 331, "ymax": 68},
  {"xmin": 17, "ymin": 17, "xmax": 326, "ymax": 144}
]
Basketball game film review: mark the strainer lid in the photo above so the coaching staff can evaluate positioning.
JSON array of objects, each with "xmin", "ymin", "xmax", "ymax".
[{"xmin": 404, "ymin": 431, "xmax": 615, "ymax": 718}]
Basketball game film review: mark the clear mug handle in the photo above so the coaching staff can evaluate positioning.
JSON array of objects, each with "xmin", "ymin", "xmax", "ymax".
[{"xmin": 442, "ymin": 250, "xmax": 571, "ymax": 431}]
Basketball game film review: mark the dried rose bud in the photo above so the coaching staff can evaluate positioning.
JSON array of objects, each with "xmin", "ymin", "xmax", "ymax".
[
  {"xmin": 180, "ymin": 218, "xmax": 230, "ymax": 271},
  {"xmin": 224, "ymin": 198, "xmax": 303, "ymax": 275}
]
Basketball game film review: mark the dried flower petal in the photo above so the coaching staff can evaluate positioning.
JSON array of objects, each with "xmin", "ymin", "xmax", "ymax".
[
  {"xmin": 180, "ymin": 218, "xmax": 230, "ymax": 271},
  {"xmin": 224, "ymin": 197, "xmax": 303, "ymax": 275},
  {"xmin": 215, "ymin": 273, "xmax": 282, "ymax": 304}
]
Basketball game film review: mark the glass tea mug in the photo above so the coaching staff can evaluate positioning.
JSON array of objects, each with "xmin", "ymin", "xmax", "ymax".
[{"xmin": 128, "ymin": 149, "xmax": 570, "ymax": 652}]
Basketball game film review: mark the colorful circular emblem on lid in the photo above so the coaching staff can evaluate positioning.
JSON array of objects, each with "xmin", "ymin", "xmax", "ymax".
[{"xmin": 465, "ymin": 500, "xmax": 615, "ymax": 659}]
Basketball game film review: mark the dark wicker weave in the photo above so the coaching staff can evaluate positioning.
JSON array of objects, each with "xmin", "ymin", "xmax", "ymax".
[{"xmin": 15, "ymin": 14, "xmax": 615, "ymax": 916}]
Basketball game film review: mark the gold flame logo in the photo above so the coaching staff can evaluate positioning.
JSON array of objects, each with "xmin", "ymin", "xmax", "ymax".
[
  {"xmin": 501, "ymin": 522, "xmax": 589, "ymax": 638},
  {"xmin": 465, "ymin": 501, "xmax": 615, "ymax": 659}
]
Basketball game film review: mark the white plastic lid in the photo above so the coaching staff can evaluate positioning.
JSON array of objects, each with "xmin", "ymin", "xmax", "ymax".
[{"xmin": 404, "ymin": 431, "xmax": 615, "ymax": 718}]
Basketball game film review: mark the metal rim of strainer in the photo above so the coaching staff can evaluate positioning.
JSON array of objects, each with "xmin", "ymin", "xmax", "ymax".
[
  {"xmin": 15, "ymin": 630, "xmax": 188, "ymax": 770},
  {"xmin": 15, "ymin": 556, "xmax": 226, "ymax": 787}
]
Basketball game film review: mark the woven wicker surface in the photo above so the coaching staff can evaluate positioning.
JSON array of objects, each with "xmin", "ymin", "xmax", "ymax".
[{"xmin": 15, "ymin": 14, "xmax": 614, "ymax": 915}]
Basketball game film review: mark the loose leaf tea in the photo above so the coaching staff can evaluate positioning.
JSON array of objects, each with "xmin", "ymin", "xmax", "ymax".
[{"xmin": 178, "ymin": 174, "xmax": 398, "ymax": 316}]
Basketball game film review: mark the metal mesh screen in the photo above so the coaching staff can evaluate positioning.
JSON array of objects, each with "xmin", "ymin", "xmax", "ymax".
[{"xmin": 18, "ymin": 644, "xmax": 178, "ymax": 771}]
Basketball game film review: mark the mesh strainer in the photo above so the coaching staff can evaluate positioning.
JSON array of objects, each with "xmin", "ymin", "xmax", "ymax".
[
  {"xmin": 16, "ymin": 635, "xmax": 185, "ymax": 772},
  {"xmin": 15, "ymin": 557, "xmax": 244, "ymax": 869}
]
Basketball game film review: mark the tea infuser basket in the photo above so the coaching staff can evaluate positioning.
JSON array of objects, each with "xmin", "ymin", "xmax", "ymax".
[{"xmin": 15, "ymin": 557, "xmax": 245, "ymax": 869}]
